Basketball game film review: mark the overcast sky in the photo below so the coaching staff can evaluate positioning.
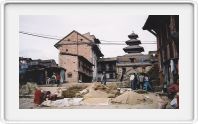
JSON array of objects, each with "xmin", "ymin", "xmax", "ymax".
[{"xmin": 19, "ymin": 15, "xmax": 156, "ymax": 63}]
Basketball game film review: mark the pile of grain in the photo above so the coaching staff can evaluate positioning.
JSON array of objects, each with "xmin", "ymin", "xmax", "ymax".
[
  {"xmin": 84, "ymin": 85, "xmax": 110, "ymax": 98},
  {"xmin": 111, "ymin": 91, "xmax": 150, "ymax": 105},
  {"xmin": 62, "ymin": 85, "xmax": 87, "ymax": 98},
  {"xmin": 83, "ymin": 83, "xmax": 118, "ymax": 98}
]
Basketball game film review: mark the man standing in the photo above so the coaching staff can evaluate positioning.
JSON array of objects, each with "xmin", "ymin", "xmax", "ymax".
[
  {"xmin": 138, "ymin": 73, "xmax": 144, "ymax": 89},
  {"xmin": 143, "ymin": 74, "xmax": 152, "ymax": 91},
  {"xmin": 56, "ymin": 73, "xmax": 61, "ymax": 86},
  {"xmin": 133, "ymin": 73, "xmax": 138, "ymax": 90},
  {"xmin": 130, "ymin": 73, "xmax": 137, "ymax": 90},
  {"xmin": 51, "ymin": 73, "xmax": 56, "ymax": 84}
]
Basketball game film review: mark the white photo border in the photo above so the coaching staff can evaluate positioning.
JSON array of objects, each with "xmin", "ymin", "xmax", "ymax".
[{"xmin": 1, "ymin": 0, "xmax": 197, "ymax": 124}]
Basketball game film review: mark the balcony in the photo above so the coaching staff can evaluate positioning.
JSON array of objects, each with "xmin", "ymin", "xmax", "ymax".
[{"xmin": 98, "ymin": 67, "xmax": 116, "ymax": 72}]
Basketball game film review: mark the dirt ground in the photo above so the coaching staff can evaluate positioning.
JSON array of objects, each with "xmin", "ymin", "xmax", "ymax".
[{"xmin": 19, "ymin": 82, "xmax": 169, "ymax": 109}]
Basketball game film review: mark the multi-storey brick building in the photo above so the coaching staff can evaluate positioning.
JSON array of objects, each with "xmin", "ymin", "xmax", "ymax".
[{"xmin": 54, "ymin": 30, "xmax": 103, "ymax": 83}]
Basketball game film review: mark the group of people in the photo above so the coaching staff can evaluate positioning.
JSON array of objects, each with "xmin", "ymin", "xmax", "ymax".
[
  {"xmin": 46, "ymin": 73, "xmax": 61, "ymax": 86},
  {"xmin": 130, "ymin": 73, "xmax": 153, "ymax": 91},
  {"xmin": 34, "ymin": 87, "xmax": 63, "ymax": 106}
]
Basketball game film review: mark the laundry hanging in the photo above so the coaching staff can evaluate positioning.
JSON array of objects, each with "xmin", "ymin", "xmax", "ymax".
[{"xmin": 170, "ymin": 59, "xmax": 175, "ymax": 73}]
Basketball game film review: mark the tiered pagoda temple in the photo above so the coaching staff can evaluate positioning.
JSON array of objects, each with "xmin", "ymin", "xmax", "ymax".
[
  {"xmin": 116, "ymin": 31, "xmax": 152, "ymax": 82},
  {"xmin": 123, "ymin": 32, "xmax": 144, "ymax": 54}
]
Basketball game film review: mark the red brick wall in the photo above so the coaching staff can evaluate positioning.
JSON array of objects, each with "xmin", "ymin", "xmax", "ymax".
[
  {"xmin": 59, "ymin": 54, "xmax": 78, "ymax": 83},
  {"xmin": 58, "ymin": 32, "xmax": 92, "ymax": 62},
  {"xmin": 58, "ymin": 31, "xmax": 93, "ymax": 83}
]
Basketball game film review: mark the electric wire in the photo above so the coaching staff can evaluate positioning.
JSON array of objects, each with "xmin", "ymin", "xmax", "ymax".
[{"xmin": 19, "ymin": 31, "xmax": 157, "ymax": 45}]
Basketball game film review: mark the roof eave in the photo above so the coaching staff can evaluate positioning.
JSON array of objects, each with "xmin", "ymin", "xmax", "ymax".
[
  {"xmin": 93, "ymin": 45, "xmax": 104, "ymax": 57},
  {"xmin": 54, "ymin": 30, "xmax": 93, "ymax": 49}
]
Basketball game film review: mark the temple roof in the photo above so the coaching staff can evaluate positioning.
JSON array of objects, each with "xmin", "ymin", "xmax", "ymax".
[
  {"xmin": 123, "ymin": 45, "xmax": 144, "ymax": 53},
  {"xmin": 128, "ymin": 32, "xmax": 138, "ymax": 39},
  {"xmin": 125, "ymin": 39, "xmax": 141, "ymax": 45},
  {"xmin": 124, "ymin": 31, "xmax": 144, "ymax": 54}
]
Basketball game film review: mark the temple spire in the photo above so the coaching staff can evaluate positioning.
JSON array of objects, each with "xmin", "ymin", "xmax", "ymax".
[{"xmin": 123, "ymin": 31, "xmax": 144, "ymax": 53}]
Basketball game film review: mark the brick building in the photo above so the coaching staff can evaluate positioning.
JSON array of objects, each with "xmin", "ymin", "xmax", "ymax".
[
  {"xmin": 97, "ymin": 53, "xmax": 154, "ymax": 83},
  {"xmin": 116, "ymin": 53, "xmax": 152, "ymax": 82},
  {"xmin": 54, "ymin": 30, "xmax": 103, "ymax": 83}
]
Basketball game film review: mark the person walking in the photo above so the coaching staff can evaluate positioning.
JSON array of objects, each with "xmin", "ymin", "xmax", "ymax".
[{"xmin": 101, "ymin": 72, "xmax": 107, "ymax": 85}]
